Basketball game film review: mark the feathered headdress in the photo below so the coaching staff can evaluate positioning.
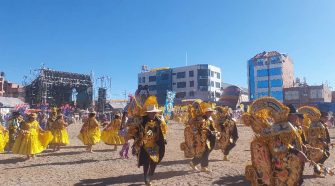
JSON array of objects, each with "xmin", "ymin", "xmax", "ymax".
[
  {"xmin": 143, "ymin": 96, "xmax": 159, "ymax": 113},
  {"xmin": 298, "ymin": 106, "xmax": 321, "ymax": 123},
  {"xmin": 242, "ymin": 97, "xmax": 289, "ymax": 134}
]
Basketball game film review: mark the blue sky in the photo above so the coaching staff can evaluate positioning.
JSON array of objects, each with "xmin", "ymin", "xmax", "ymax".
[{"xmin": 1, "ymin": 0, "xmax": 334, "ymax": 99}]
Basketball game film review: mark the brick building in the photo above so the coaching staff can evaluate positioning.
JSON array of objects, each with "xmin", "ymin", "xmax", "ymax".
[
  {"xmin": 283, "ymin": 80, "xmax": 332, "ymax": 107},
  {"xmin": 0, "ymin": 72, "xmax": 25, "ymax": 101}
]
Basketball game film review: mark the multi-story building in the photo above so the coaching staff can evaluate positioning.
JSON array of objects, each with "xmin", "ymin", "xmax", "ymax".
[
  {"xmin": 0, "ymin": 72, "xmax": 25, "ymax": 101},
  {"xmin": 0, "ymin": 72, "xmax": 4, "ymax": 96},
  {"xmin": 283, "ymin": 82, "xmax": 332, "ymax": 107},
  {"xmin": 218, "ymin": 83, "xmax": 249, "ymax": 109},
  {"xmin": 4, "ymin": 81, "xmax": 25, "ymax": 99},
  {"xmin": 332, "ymin": 91, "xmax": 335, "ymax": 103},
  {"xmin": 138, "ymin": 64, "xmax": 222, "ymax": 105},
  {"xmin": 247, "ymin": 51, "xmax": 294, "ymax": 102}
]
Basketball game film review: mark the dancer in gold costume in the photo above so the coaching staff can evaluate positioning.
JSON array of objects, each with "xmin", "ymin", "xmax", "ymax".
[
  {"xmin": 213, "ymin": 106, "xmax": 238, "ymax": 161},
  {"xmin": 242, "ymin": 97, "xmax": 308, "ymax": 186},
  {"xmin": 125, "ymin": 95, "xmax": 167, "ymax": 186},
  {"xmin": 181, "ymin": 100, "xmax": 217, "ymax": 173}
]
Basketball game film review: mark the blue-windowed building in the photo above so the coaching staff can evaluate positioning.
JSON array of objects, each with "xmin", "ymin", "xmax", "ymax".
[
  {"xmin": 138, "ymin": 64, "xmax": 222, "ymax": 105},
  {"xmin": 247, "ymin": 51, "xmax": 294, "ymax": 102}
]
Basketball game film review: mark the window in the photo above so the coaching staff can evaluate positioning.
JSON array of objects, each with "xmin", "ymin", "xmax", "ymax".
[
  {"xmin": 215, "ymin": 92, "xmax": 221, "ymax": 98},
  {"xmin": 257, "ymin": 81, "xmax": 269, "ymax": 88},
  {"xmin": 215, "ymin": 82, "xmax": 220, "ymax": 88},
  {"xmin": 176, "ymin": 92, "xmax": 186, "ymax": 98},
  {"xmin": 271, "ymin": 79, "xmax": 283, "ymax": 87},
  {"xmin": 161, "ymin": 73, "xmax": 169, "ymax": 80},
  {"xmin": 199, "ymin": 86, "xmax": 208, "ymax": 91},
  {"xmin": 216, "ymin": 73, "xmax": 220, "ymax": 79},
  {"xmin": 190, "ymin": 81, "xmax": 194, "ymax": 87},
  {"xmin": 199, "ymin": 64, "xmax": 209, "ymax": 69},
  {"xmin": 269, "ymin": 67, "xmax": 282, "ymax": 76},
  {"xmin": 142, "ymin": 77, "xmax": 146, "ymax": 83},
  {"xmin": 285, "ymin": 91, "xmax": 299, "ymax": 100},
  {"xmin": 271, "ymin": 91, "xmax": 283, "ymax": 101},
  {"xmin": 189, "ymin": 91, "xmax": 195, "ymax": 97},
  {"xmin": 149, "ymin": 76, "xmax": 156, "ymax": 82},
  {"xmin": 189, "ymin": 71, "xmax": 194, "ymax": 77},
  {"xmin": 256, "ymin": 59, "xmax": 264, "ymax": 66},
  {"xmin": 148, "ymin": 85, "xmax": 156, "ymax": 91},
  {"xmin": 258, "ymin": 92, "xmax": 268, "ymax": 98},
  {"xmin": 257, "ymin": 69, "xmax": 268, "ymax": 77},
  {"xmin": 270, "ymin": 56, "xmax": 280, "ymax": 64},
  {"xmin": 177, "ymin": 82, "xmax": 186, "ymax": 88},
  {"xmin": 177, "ymin": 72, "xmax": 186, "ymax": 79},
  {"xmin": 211, "ymin": 81, "xmax": 214, "ymax": 87},
  {"xmin": 257, "ymin": 68, "xmax": 282, "ymax": 77},
  {"xmin": 310, "ymin": 89, "xmax": 323, "ymax": 99},
  {"xmin": 198, "ymin": 69, "xmax": 209, "ymax": 77},
  {"xmin": 138, "ymin": 77, "xmax": 141, "ymax": 83},
  {"xmin": 210, "ymin": 71, "xmax": 214, "ymax": 77},
  {"xmin": 198, "ymin": 79, "xmax": 208, "ymax": 86}
]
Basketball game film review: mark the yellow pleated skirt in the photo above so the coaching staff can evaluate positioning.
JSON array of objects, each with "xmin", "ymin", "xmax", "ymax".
[
  {"xmin": 39, "ymin": 131, "xmax": 54, "ymax": 148},
  {"xmin": 51, "ymin": 128, "xmax": 69, "ymax": 145},
  {"xmin": 0, "ymin": 130, "xmax": 9, "ymax": 152},
  {"xmin": 12, "ymin": 130, "xmax": 53, "ymax": 155},
  {"xmin": 101, "ymin": 129, "xmax": 125, "ymax": 145},
  {"xmin": 78, "ymin": 127, "xmax": 101, "ymax": 145}
]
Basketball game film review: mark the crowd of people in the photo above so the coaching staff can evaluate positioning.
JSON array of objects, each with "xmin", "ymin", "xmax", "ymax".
[{"xmin": 0, "ymin": 91, "xmax": 334, "ymax": 186}]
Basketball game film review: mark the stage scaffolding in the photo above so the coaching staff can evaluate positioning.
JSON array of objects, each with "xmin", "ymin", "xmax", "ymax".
[{"xmin": 25, "ymin": 68, "xmax": 93, "ymax": 109}]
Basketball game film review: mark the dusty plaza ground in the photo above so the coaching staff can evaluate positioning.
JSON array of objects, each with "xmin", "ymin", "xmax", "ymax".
[{"xmin": 1, "ymin": 121, "xmax": 335, "ymax": 186}]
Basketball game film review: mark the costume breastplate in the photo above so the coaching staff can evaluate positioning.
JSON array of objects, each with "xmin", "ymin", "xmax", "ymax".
[
  {"xmin": 143, "ymin": 120, "xmax": 160, "ymax": 162},
  {"xmin": 143, "ymin": 120, "xmax": 159, "ymax": 147}
]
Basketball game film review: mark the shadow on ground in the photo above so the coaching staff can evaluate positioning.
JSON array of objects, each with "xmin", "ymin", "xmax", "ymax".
[
  {"xmin": 303, "ymin": 174, "xmax": 319, "ymax": 180},
  {"xmin": 5, "ymin": 159, "xmax": 99, "ymax": 170},
  {"xmin": 5, "ymin": 157, "xmax": 123, "ymax": 170},
  {"xmin": 212, "ymin": 175, "xmax": 249, "ymax": 186},
  {"xmin": 60, "ymin": 145, "xmax": 87, "ymax": 149},
  {"xmin": 160, "ymin": 159, "xmax": 222, "ymax": 167},
  {"xmin": 39, "ymin": 151, "xmax": 85, "ymax": 157},
  {"xmin": 159, "ymin": 159, "xmax": 190, "ymax": 166},
  {"xmin": 0, "ymin": 157, "xmax": 27, "ymax": 164},
  {"xmin": 74, "ymin": 170, "xmax": 190, "ymax": 186},
  {"xmin": 93, "ymin": 149, "xmax": 118, "ymax": 153}
]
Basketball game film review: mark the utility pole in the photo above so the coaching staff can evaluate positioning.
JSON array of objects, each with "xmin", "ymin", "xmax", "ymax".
[
  {"xmin": 186, "ymin": 52, "xmax": 188, "ymax": 66},
  {"xmin": 123, "ymin": 90, "xmax": 127, "ymax": 100}
]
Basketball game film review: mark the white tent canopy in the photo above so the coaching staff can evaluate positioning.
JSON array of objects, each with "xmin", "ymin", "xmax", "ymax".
[{"xmin": 0, "ymin": 97, "xmax": 25, "ymax": 108}]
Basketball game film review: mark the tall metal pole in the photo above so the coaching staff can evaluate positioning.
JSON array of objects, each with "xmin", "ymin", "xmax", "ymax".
[{"xmin": 186, "ymin": 52, "xmax": 188, "ymax": 66}]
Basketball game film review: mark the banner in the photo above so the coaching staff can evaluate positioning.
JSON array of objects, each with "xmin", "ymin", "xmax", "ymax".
[{"xmin": 164, "ymin": 91, "xmax": 176, "ymax": 119}]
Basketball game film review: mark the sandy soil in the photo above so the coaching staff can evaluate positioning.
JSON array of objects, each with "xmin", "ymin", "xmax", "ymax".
[{"xmin": 1, "ymin": 121, "xmax": 334, "ymax": 186}]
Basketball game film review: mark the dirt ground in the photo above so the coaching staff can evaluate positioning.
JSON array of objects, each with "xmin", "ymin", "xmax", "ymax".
[{"xmin": 1, "ymin": 121, "xmax": 334, "ymax": 186}]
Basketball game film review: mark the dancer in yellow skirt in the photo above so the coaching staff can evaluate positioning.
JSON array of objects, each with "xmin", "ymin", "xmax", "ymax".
[
  {"xmin": 6, "ymin": 111, "xmax": 23, "ymax": 151},
  {"xmin": 12, "ymin": 113, "xmax": 53, "ymax": 160},
  {"xmin": 78, "ymin": 110, "xmax": 101, "ymax": 152},
  {"xmin": 101, "ymin": 113, "xmax": 125, "ymax": 150},
  {"xmin": 0, "ymin": 124, "xmax": 9, "ymax": 153},
  {"xmin": 50, "ymin": 114, "xmax": 69, "ymax": 151},
  {"xmin": 47, "ymin": 107, "xmax": 58, "ymax": 131}
]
